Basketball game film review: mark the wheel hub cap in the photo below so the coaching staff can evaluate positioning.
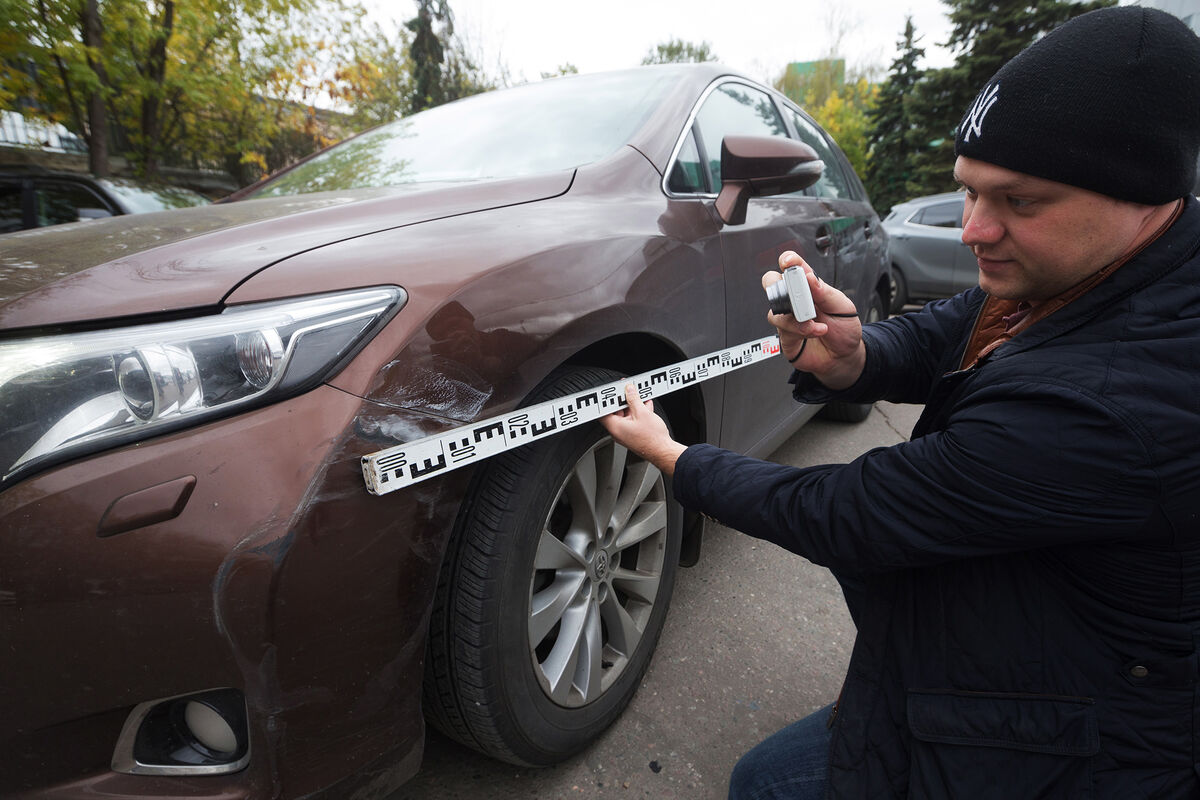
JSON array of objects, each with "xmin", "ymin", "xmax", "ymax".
[{"xmin": 593, "ymin": 550, "xmax": 609, "ymax": 581}]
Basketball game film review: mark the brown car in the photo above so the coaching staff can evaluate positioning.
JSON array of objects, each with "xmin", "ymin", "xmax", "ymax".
[{"xmin": 0, "ymin": 64, "xmax": 889, "ymax": 798}]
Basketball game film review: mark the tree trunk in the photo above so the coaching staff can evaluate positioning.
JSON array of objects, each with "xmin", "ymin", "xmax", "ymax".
[
  {"xmin": 140, "ymin": 0, "xmax": 174, "ymax": 177},
  {"xmin": 81, "ymin": 0, "xmax": 110, "ymax": 176}
]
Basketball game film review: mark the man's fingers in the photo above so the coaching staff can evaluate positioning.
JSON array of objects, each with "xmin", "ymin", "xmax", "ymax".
[
  {"xmin": 623, "ymin": 382, "xmax": 652, "ymax": 418},
  {"xmin": 777, "ymin": 250, "xmax": 810, "ymax": 272},
  {"xmin": 805, "ymin": 268, "xmax": 859, "ymax": 318},
  {"xmin": 764, "ymin": 262, "xmax": 853, "ymax": 322},
  {"xmin": 622, "ymin": 383, "xmax": 638, "ymax": 415},
  {"xmin": 767, "ymin": 308, "xmax": 829, "ymax": 336}
]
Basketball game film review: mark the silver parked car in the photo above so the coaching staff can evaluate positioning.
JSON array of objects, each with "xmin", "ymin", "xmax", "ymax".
[{"xmin": 882, "ymin": 191, "xmax": 976, "ymax": 311}]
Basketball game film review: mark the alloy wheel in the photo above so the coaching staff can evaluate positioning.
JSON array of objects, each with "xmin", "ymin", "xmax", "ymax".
[{"xmin": 528, "ymin": 437, "xmax": 668, "ymax": 707}]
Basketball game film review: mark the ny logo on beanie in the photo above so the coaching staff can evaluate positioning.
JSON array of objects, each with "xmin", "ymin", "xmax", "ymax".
[{"xmin": 962, "ymin": 84, "xmax": 1000, "ymax": 143}]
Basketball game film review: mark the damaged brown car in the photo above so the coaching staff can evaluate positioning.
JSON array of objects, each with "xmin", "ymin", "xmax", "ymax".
[{"xmin": 0, "ymin": 64, "xmax": 888, "ymax": 798}]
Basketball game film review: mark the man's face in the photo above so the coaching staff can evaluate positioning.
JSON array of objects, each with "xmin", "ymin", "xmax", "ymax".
[{"xmin": 954, "ymin": 156, "xmax": 1158, "ymax": 303}]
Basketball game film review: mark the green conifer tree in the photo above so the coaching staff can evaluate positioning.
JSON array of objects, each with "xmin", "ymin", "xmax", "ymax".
[
  {"xmin": 406, "ymin": 0, "xmax": 452, "ymax": 113},
  {"xmin": 864, "ymin": 17, "xmax": 925, "ymax": 215}
]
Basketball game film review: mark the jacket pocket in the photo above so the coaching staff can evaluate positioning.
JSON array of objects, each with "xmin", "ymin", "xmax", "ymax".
[{"xmin": 907, "ymin": 689, "xmax": 1098, "ymax": 799}]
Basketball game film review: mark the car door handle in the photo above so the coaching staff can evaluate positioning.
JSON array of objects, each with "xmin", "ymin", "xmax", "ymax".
[
  {"xmin": 862, "ymin": 219, "xmax": 873, "ymax": 239},
  {"xmin": 816, "ymin": 227, "xmax": 833, "ymax": 251}
]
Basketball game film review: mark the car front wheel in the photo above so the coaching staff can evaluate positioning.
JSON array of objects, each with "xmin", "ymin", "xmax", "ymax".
[{"xmin": 423, "ymin": 365, "xmax": 682, "ymax": 766}]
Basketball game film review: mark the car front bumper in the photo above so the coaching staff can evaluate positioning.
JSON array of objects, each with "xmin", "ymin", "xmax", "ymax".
[{"xmin": 0, "ymin": 384, "xmax": 467, "ymax": 798}]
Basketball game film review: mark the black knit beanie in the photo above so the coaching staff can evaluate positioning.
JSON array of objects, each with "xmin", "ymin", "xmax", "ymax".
[{"xmin": 954, "ymin": 6, "xmax": 1200, "ymax": 205}]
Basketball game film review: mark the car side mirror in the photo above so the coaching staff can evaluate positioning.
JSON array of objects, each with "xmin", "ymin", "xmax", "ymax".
[
  {"xmin": 715, "ymin": 136, "xmax": 823, "ymax": 226},
  {"xmin": 76, "ymin": 207, "xmax": 114, "ymax": 221}
]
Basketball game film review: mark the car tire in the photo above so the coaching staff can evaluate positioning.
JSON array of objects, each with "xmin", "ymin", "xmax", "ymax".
[
  {"xmin": 423, "ymin": 365, "xmax": 683, "ymax": 766},
  {"xmin": 889, "ymin": 267, "xmax": 908, "ymax": 313},
  {"xmin": 819, "ymin": 291, "xmax": 885, "ymax": 423}
]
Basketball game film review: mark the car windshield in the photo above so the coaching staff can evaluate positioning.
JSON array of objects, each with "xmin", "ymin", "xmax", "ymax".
[
  {"xmin": 95, "ymin": 178, "xmax": 209, "ymax": 213},
  {"xmin": 253, "ymin": 69, "xmax": 680, "ymax": 197}
]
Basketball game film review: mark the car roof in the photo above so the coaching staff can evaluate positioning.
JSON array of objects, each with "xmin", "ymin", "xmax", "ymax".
[
  {"xmin": 0, "ymin": 165, "xmax": 100, "ymax": 181},
  {"xmin": 890, "ymin": 191, "xmax": 965, "ymax": 214},
  {"xmin": 902, "ymin": 191, "xmax": 964, "ymax": 206}
]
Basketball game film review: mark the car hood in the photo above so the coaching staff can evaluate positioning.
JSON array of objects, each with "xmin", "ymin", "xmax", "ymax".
[{"xmin": 0, "ymin": 172, "xmax": 573, "ymax": 331}]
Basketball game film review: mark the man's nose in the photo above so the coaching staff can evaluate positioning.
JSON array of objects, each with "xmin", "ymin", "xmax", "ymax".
[{"xmin": 961, "ymin": 201, "xmax": 1003, "ymax": 246}]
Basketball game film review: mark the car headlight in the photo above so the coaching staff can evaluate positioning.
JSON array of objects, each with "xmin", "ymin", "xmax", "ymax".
[{"xmin": 0, "ymin": 286, "xmax": 405, "ymax": 488}]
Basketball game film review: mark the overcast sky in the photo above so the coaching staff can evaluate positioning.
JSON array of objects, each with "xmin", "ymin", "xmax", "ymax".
[{"xmin": 363, "ymin": 0, "xmax": 962, "ymax": 85}]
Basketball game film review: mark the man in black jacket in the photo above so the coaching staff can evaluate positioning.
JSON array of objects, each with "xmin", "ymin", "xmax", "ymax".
[{"xmin": 602, "ymin": 6, "xmax": 1200, "ymax": 799}]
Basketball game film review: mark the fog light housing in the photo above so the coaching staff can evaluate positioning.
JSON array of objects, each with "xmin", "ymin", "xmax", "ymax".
[{"xmin": 112, "ymin": 688, "xmax": 250, "ymax": 775}]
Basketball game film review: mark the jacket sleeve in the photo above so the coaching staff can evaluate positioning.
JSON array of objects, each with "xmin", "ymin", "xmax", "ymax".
[
  {"xmin": 791, "ymin": 288, "xmax": 986, "ymax": 406},
  {"xmin": 674, "ymin": 375, "xmax": 1159, "ymax": 573}
]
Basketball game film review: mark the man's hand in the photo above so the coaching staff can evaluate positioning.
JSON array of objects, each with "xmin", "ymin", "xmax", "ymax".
[
  {"xmin": 764, "ymin": 251, "xmax": 867, "ymax": 390},
  {"xmin": 599, "ymin": 384, "xmax": 687, "ymax": 476}
]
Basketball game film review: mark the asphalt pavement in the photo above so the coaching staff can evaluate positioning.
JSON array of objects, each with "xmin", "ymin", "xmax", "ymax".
[{"xmin": 393, "ymin": 400, "xmax": 924, "ymax": 800}]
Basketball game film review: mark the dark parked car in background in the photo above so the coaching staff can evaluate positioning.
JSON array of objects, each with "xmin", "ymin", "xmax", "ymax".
[
  {"xmin": 0, "ymin": 64, "xmax": 888, "ymax": 798},
  {"xmin": 0, "ymin": 166, "xmax": 209, "ymax": 233},
  {"xmin": 882, "ymin": 190, "xmax": 975, "ymax": 311}
]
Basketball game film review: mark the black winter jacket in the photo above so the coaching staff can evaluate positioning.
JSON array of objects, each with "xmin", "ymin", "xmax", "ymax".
[{"xmin": 674, "ymin": 197, "xmax": 1200, "ymax": 798}]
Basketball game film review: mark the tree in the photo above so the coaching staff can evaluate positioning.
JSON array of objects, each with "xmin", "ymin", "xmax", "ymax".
[
  {"xmin": 0, "ymin": 0, "xmax": 408, "ymax": 183},
  {"xmin": 1, "ymin": 0, "xmax": 502, "ymax": 187},
  {"xmin": 404, "ymin": 1, "xmax": 493, "ymax": 114},
  {"xmin": 541, "ymin": 63, "xmax": 578, "ymax": 80},
  {"xmin": 328, "ymin": 14, "xmax": 415, "ymax": 131},
  {"xmin": 774, "ymin": 59, "xmax": 878, "ymax": 185},
  {"xmin": 441, "ymin": 36, "xmax": 496, "ymax": 103},
  {"xmin": 0, "ymin": 0, "xmax": 111, "ymax": 173},
  {"xmin": 79, "ymin": 0, "xmax": 109, "ymax": 175},
  {"xmin": 3, "ymin": 0, "xmax": 334, "ymax": 179},
  {"xmin": 805, "ymin": 76, "xmax": 878, "ymax": 183},
  {"xmin": 776, "ymin": 59, "xmax": 845, "ymax": 112},
  {"xmin": 864, "ymin": 17, "xmax": 925, "ymax": 214},
  {"xmin": 772, "ymin": 7, "xmax": 880, "ymax": 188},
  {"xmin": 904, "ymin": 0, "xmax": 1115, "ymax": 197},
  {"xmin": 406, "ymin": 0, "xmax": 451, "ymax": 112},
  {"xmin": 942, "ymin": 0, "xmax": 1114, "ymax": 98},
  {"xmin": 641, "ymin": 38, "xmax": 717, "ymax": 65}
]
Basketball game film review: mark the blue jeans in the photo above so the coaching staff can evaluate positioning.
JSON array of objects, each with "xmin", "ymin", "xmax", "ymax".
[{"xmin": 727, "ymin": 703, "xmax": 834, "ymax": 800}]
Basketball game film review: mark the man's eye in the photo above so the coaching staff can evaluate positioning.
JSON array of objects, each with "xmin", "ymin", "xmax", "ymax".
[{"xmin": 1008, "ymin": 197, "xmax": 1034, "ymax": 208}]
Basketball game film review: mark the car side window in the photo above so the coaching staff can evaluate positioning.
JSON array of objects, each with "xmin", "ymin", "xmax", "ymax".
[
  {"xmin": 693, "ymin": 83, "xmax": 788, "ymax": 191},
  {"xmin": 0, "ymin": 181, "xmax": 24, "ymax": 233},
  {"xmin": 786, "ymin": 110, "xmax": 850, "ymax": 200},
  {"xmin": 914, "ymin": 200, "xmax": 963, "ymax": 228},
  {"xmin": 667, "ymin": 128, "xmax": 708, "ymax": 194},
  {"xmin": 33, "ymin": 180, "xmax": 113, "ymax": 227}
]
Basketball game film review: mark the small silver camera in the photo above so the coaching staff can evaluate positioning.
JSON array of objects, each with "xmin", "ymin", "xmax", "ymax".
[{"xmin": 764, "ymin": 266, "xmax": 816, "ymax": 322}]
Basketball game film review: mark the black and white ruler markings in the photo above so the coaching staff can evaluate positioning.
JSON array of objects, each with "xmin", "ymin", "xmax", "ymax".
[{"xmin": 361, "ymin": 335, "xmax": 783, "ymax": 495}]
